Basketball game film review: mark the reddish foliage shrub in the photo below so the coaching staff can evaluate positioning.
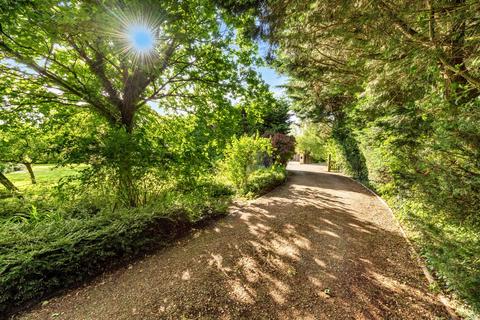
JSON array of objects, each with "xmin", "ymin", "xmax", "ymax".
[{"xmin": 268, "ymin": 133, "xmax": 296, "ymax": 166}]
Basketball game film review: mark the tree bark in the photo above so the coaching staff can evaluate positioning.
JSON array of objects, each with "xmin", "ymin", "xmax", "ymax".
[
  {"xmin": 118, "ymin": 158, "xmax": 139, "ymax": 207},
  {"xmin": 114, "ymin": 126, "xmax": 140, "ymax": 207},
  {"xmin": 24, "ymin": 162, "xmax": 36, "ymax": 184},
  {"xmin": 0, "ymin": 171, "xmax": 19, "ymax": 192}
]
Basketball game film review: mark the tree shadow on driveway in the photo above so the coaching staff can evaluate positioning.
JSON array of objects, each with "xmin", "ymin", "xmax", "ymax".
[{"xmin": 17, "ymin": 166, "xmax": 450, "ymax": 320}]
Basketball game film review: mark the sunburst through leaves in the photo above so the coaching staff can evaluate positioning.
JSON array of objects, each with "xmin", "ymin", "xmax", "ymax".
[{"xmin": 106, "ymin": 6, "xmax": 163, "ymax": 64}]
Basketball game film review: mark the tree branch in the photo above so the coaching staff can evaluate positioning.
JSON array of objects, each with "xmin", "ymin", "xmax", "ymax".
[
  {"xmin": 0, "ymin": 41, "xmax": 118, "ymax": 124},
  {"xmin": 67, "ymin": 37, "xmax": 123, "ymax": 109},
  {"xmin": 376, "ymin": 0, "xmax": 480, "ymax": 89}
]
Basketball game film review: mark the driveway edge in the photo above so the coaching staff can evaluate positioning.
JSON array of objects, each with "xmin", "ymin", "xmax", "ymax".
[{"xmin": 344, "ymin": 176, "xmax": 459, "ymax": 320}]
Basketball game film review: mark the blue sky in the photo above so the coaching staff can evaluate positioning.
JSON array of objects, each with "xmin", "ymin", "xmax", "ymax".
[
  {"xmin": 255, "ymin": 42, "xmax": 300, "ymax": 129},
  {"xmin": 257, "ymin": 66, "xmax": 289, "ymax": 97},
  {"xmin": 256, "ymin": 40, "xmax": 289, "ymax": 97}
]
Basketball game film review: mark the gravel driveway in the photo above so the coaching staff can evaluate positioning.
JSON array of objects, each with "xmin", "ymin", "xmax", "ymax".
[{"xmin": 15, "ymin": 163, "xmax": 450, "ymax": 320}]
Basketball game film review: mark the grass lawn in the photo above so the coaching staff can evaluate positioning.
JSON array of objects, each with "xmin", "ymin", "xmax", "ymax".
[{"xmin": 5, "ymin": 164, "xmax": 84, "ymax": 189}]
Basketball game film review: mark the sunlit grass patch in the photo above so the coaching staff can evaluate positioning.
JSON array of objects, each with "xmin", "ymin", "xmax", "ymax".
[{"xmin": 5, "ymin": 164, "xmax": 85, "ymax": 189}]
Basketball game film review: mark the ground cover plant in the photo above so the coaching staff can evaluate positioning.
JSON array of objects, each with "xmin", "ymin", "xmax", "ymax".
[{"xmin": 0, "ymin": 165, "xmax": 233, "ymax": 315}]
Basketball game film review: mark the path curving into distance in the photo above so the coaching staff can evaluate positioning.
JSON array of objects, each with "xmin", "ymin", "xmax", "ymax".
[{"xmin": 16, "ymin": 163, "xmax": 450, "ymax": 320}]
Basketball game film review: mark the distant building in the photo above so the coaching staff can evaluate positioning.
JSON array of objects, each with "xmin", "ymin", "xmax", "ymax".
[{"xmin": 295, "ymin": 152, "xmax": 311, "ymax": 164}]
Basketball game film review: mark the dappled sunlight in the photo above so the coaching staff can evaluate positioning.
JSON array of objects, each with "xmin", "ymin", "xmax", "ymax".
[
  {"xmin": 269, "ymin": 289, "xmax": 287, "ymax": 304},
  {"xmin": 314, "ymin": 258, "xmax": 327, "ymax": 268},
  {"xmin": 269, "ymin": 237, "xmax": 301, "ymax": 261},
  {"xmin": 359, "ymin": 258, "xmax": 373, "ymax": 265},
  {"xmin": 308, "ymin": 275, "xmax": 324, "ymax": 289},
  {"xmin": 368, "ymin": 271, "xmax": 427, "ymax": 299},
  {"xmin": 171, "ymin": 168, "xmax": 447, "ymax": 318},
  {"xmin": 178, "ymin": 168, "xmax": 448, "ymax": 318},
  {"xmin": 18, "ymin": 165, "xmax": 450, "ymax": 319},
  {"xmin": 237, "ymin": 256, "xmax": 261, "ymax": 282},
  {"xmin": 315, "ymin": 229, "xmax": 341, "ymax": 239},
  {"xmin": 247, "ymin": 222, "xmax": 272, "ymax": 237},
  {"xmin": 318, "ymin": 218, "xmax": 340, "ymax": 228},
  {"xmin": 227, "ymin": 279, "xmax": 257, "ymax": 304},
  {"xmin": 181, "ymin": 270, "xmax": 191, "ymax": 281},
  {"xmin": 348, "ymin": 222, "xmax": 373, "ymax": 234},
  {"xmin": 208, "ymin": 254, "xmax": 232, "ymax": 275}
]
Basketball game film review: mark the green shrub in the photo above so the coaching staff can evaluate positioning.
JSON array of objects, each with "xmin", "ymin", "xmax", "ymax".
[
  {"xmin": 340, "ymin": 94, "xmax": 480, "ymax": 316},
  {"xmin": 0, "ymin": 186, "xmax": 230, "ymax": 316},
  {"xmin": 0, "ymin": 161, "xmax": 288, "ymax": 316},
  {"xmin": 243, "ymin": 165, "xmax": 287, "ymax": 197},
  {"xmin": 220, "ymin": 135, "xmax": 272, "ymax": 193}
]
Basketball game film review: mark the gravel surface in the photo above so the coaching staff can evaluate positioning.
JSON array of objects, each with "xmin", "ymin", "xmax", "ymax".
[{"xmin": 14, "ymin": 163, "xmax": 450, "ymax": 320}]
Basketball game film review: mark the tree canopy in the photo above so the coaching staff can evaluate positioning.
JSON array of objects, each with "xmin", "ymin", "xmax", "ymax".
[{"xmin": 0, "ymin": 0, "xmax": 293, "ymax": 205}]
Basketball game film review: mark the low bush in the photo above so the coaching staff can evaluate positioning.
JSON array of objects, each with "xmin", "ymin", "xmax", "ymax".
[
  {"xmin": 243, "ymin": 165, "xmax": 287, "ymax": 197},
  {"xmin": 0, "ymin": 162, "xmax": 288, "ymax": 316},
  {"xmin": 269, "ymin": 133, "xmax": 296, "ymax": 166},
  {"xmin": 389, "ymin": 197, "xmax": 480, "ymax": 318},
  {"xmin": 0, "ymin": 183, "xmax": 230, "ymax": 316},
  {"xmin": 220, "ymin": 135, "xmax": 272, "ymax": 193}
]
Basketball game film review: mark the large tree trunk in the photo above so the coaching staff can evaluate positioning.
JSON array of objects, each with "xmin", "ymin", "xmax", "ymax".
[
  {"xmin": 117, "ymin": 147, "xmax": 139, "ymax": 207},
  {"xmin": 24, "ymin": 162, "xmax": 36, "ymax": 184},
  {"xmin": 0, "ymin": 171, "xmax": 19, "ymax": 192},
  {"xmin": 241, "ymin": 107, "xmax": 249, "ymax": 134},
  {"xmin": 116, "ymin": 120, "xmax": 140, "ymax": 207}
]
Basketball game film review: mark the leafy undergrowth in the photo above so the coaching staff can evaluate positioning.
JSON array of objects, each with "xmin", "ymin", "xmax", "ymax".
[
  {"xmin": 0, "ymin": 189, "xmax": 230, "ymax": 317},
  {"xmin": 387, "ymin": 197, "xmax": 480, "ymax": 319},
  {"xmin": 0, "ymin": 165, "xmax": 287, "ymax": 317}
]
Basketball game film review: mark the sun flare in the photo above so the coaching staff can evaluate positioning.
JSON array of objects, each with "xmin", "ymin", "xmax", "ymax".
[
  {"xmin": 126, "ymin": 25, "xmax": 155, "ymax": 54},
  {"xmin": 106, "ymin": 6, "xmax": 163, "ymax": 64}
]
